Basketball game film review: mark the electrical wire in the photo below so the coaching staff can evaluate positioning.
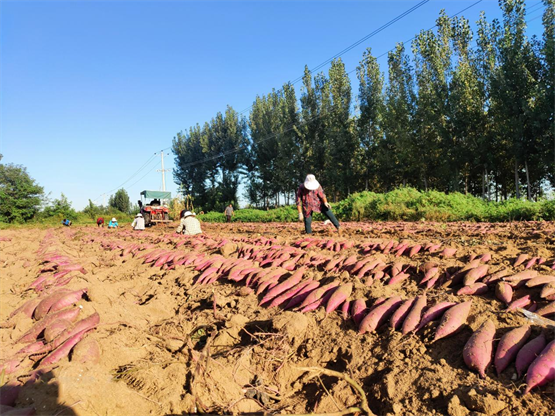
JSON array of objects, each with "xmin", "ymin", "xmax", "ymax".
[
  {"xmin": 237, "ymin": 0, "xmax": 431, "ymax": 115},
  {"xmin": 175, "ymin": 0, "xmax": 488, "ymax": 172}
]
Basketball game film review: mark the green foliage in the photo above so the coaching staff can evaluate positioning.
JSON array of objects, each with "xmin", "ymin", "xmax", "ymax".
[
  {"xmin": 172, "ymin": 0, "xmax": 553, "ymax": 205},
  {"xmin": 109, "ymin": 189, "xmax": 130, "ymax": 214},
  {"xmin": 40, "ymin": 193, "xmax": 78, "ymax": 221},
  {"xmin": 0, "ymin": 162, "xmax": 44, "ymax": 223},
  {"xmin": 197, "ymin": 188, "xmax": 555, "ymax": 223}
]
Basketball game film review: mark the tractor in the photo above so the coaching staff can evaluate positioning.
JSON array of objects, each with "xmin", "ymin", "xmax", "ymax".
[{"xmin": 138, "ymin": 190, "xmax": 171, "ymax": 226}]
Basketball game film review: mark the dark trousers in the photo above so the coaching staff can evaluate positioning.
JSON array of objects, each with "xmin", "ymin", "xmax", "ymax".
[
  {"xmin": 304, "ymin": 206, "xmax": 340, "ymax": 234},
  {"xmin": 226, "ymin": 215, "xmax": 232, "ymax": 223}
]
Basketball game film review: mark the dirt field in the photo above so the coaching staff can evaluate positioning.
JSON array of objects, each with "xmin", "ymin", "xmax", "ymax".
[{"xmin": 1, "ymin": 220, "xmax": 554, "ymax": 416}]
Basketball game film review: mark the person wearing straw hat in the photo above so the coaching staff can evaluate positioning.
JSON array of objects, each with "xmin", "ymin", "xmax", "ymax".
[
  {"xmin": 131, "ymin": 213, "xmax": 145, "ymax": 231},
  {"xmin": 176, "ymin": 210, "xmax": 202, "ymax": 235},
  {"xmin": 108, "ymin": 218, "xmax": 118, "ymax": 229},
  {"xmin": 296, "ymin": 174, "xmax": 341, "ymax": 235}
]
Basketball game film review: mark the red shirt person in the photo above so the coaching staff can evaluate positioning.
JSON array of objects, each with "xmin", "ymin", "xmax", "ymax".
[
  {"xmin": 296, "ymin": 174, "xmax": 341, "ymax": 235},
  {"xmin": 96, "ymin": 217, "xmax": 104, "ymax": 227}
]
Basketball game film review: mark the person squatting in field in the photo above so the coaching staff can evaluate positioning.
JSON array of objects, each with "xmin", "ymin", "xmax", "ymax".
[
  {"xmin": 296, "ymin": 174, "xmax": 341, "ymax": 235},
  {"xmin": 176, "ymin": 210, "xmax": 202, "ymax": 235},
  {"xmin": 108, "ymin": 218, "xmax": 118, "ymax": 229},
  {"xmin": 62, "ymin": 218, "xmax": 72, "ymax": 227},
  {"xmin": 131, "ymin": 213, "xmax": 145, "ymax": 231},
  {"xmin": 96, "ymin": 217, "xmax": 104, "ymax": 227}
]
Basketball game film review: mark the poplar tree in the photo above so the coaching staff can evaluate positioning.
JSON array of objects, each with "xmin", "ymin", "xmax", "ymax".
[{"xmin": 357, "ymin": 48, "xmax": 384, "ymax": 190}]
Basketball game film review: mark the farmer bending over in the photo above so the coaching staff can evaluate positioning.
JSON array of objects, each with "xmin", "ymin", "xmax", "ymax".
[
  {"xmin": 131, "ymin": 213, "xmax": 145, "ymax": 231},
  {"xmin": 108, "ymin": 218, "xmax": 118, "ymax": 229},
  {"xmin": 176, "ymin": 211, "xmax": 202, "ymax": 235},
  {"xmin": 296, "ymin": 174, "xmax": 341, "ymax": 235}
]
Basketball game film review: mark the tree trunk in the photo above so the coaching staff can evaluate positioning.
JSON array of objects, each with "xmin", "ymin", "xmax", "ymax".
[
  {"xmin": 525, "ymin": 160, "xmax": 531, "ymax": 200},
  {"xmin": 482, "ymin": 166, "xmax": 486, "ymax": 200},
  {"xmin": 465, "ymin": 174, "xmax": 468, "ymax": 195},
  {"xmin": 514, "ymin": 159, "xmax": 520, "ymax": 199},
  {"xmin": 423, "ymin": 177, "xmax": 428, "ymax": 191}
]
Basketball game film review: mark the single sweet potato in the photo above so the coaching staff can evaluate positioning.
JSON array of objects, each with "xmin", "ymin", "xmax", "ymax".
[
  {"xmin": 457, "ymin": 283, "xmax": 488, "ymax": 296},
  {"xmin": 463, "ymin": 319, "xmax": 495, "ymax": 378},
  {"xmin": 524, "ymin": 340, "xmax": 555, "ymax": 394},
  {"xmin": 494, "ymin": 325, "xmax": 532, "ymax": 375},
  {"xmin": 359, "ymin": 296, "xmax": 403, "ymax": 334},
  {"xmin": 516, "ymin": 332, "xmax": 547, "ymax": 378},
  {"xmin": 495, "ymin": 282, "xmax": 513, "ymax": 304},
  {"xmin": 433, "ymin": 301, "xmax": 472, "ymax": 342},
  {"xmin": 351, "ymin": 299, "xmax": 367, "ymax": 326},
  {"xmin": 325, "ymin": 283, "xmax": 353, "ymax": 314},
  {"xmin": 401, "ymin": 294, "xmax": 427, "ymax": 335}
]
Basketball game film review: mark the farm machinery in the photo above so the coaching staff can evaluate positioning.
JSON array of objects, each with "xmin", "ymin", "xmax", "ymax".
[{"xmin": 138, "ymin": 190, "xmax": 171, "ymax": 226}]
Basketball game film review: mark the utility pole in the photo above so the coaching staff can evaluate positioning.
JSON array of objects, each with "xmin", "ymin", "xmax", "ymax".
[{"xmin": 156, "ymin": 150, "xmax": 170, "ymax": 191}]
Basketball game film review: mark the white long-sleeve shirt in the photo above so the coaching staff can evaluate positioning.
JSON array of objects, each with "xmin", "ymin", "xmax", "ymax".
[
  {"xmin": 131, "ymin": 217, "xmax": 145, "ymax": 230},
  {"xmin": 176, "ymin": 216, "xmax": 202, "ymax": 235}
]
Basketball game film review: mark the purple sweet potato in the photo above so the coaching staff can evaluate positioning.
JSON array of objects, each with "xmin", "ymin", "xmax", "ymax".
[
  {"xmin": 341, "ymin": 300, "xmax": 351, "ymax": 320},
  {"xmin": 457, "ymin": 283, "xmax": 488, "ymax": 296},
  {"xmin": 463, "ymin": 265, "xmax": 489, "ymax": 286},
  {"xmin": 440, "ymin": 248, "xmax": 457, "ymax": 258},
  {"xmin": 495, "ymin": 282, "xmax": 513, "ymax": 304},
  {"xmin": 325, "ymin": 283, "xmax": 353, "ymax": 314},
  {"xmin": 507, "ymin": 295, "xmax": 532, "ymax": 311},
  {"xmin": 48, "ymin": 289, "xmax": 87, "ymax": 314},
  {"xmin": 514, "ymin": 253, "xmax": 529, "ymax": 267},
  {"xmin": 44, "ymin": 318, "xmax": 73, "ymax": 343},
  {"xmin": 433, "ymin": 301, "xmax": 472, "ymax": 342},
  {"xmin": 261, "ymin": 267, "xmax": 306, "ymax": 305},
  {"xmin": 494, "ymin": 325, "xmax": 532, "ymax": 375},
  {"xmin": 284, "ymin": 280, "xmax": 320, "ymax": 310},
  {"xmin": 516, "ymin": 332, "xmax": 547, "ymax": 378},
  {"xmin": 463, "ymin": 319, "xmax": 496, "ymax": 378},
  {"xmin": 300, "ymin": 286, "xmax": 338, "ymax": 313},
  {"xmin": 504, "ymin": 270, "xmax": 538, "ymax": 284},
  {"xmin": 39, "ymin": 329, "xmax": 90, "ymax": 367},
  {"xmin": 401, "ymin": 294, "xmax": 427, "ymax": 335},
  {"xmin": 526, "ymin": 275, "xmax": 555, "ymax": 288},
  {"xmin": 540, "ymin": 283, "xmax": 555, "ymax": 299},
  {"xmin": 351, "ymin": 299, "xmax": 367, "ymax": 326},
  {"xmin": 524, "ymin": 340, "xmax": 555, "ymax": 394},
  {"xmin": 359, "ymin": 296, "xmax": 403, "ymax": 334},
  {"xmin": 297, "ymin": 281, "xmax": 340, "ymax": 310},
  {"xmin": 267, "ymin": 279, "xmax": 313, "ymax": 308},
  {"xmin": 482, "ymin": 268, "xmax": 510, "ymax": 285},
  {"xmin": 535, "ymin": 301, "xmax": 555, "ymax": 317},
  {"xmin": 415, "ymin": 301, "xmax": 457, "ymax": 332},
  {"xmin": 387, "ymin": 272, "xmax": 410, "ymax": 286},
  {"xmin": 420, "ymin": 267, "xmax": 439, "ymax": 286},
  {"xmin": 390, "ymin": 298, "xmax": 415, "ymax": 330},
  {"xmin": 71, "ymin": 337, "xmax": 101, "ymax": 364},
  {"xmin": 17, "ymin": 307, "xmax": 81, "ymax": 344},
  {"xmin": 33, "ymin": 289, "xmax": 72, "ymax": 320}
]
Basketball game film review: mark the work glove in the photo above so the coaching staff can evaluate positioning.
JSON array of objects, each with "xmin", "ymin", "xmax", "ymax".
[
  {"xmin": 324, "ymin": 202, "xmax": 331, "ymax": 210},
  {"xmin": 298, "ymin": 212, "xmax": 304, "ymax": 221}
]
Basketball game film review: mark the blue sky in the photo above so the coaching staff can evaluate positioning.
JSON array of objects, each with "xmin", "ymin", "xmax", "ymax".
[{"xmin": 1, "ymin": 0, "xmax": 547, "ymax": 209}]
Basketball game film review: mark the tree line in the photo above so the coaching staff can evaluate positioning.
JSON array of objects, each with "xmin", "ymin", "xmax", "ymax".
[{"xmin": 176, "ymin": 0, "xmax": 553, "ymax": 211}]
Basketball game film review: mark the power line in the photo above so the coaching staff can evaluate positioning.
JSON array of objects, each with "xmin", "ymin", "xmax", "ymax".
[
  {"xmin": 175, "ymin": 0, "xmax": 488, "ymax": 172},
  {"xmin": 92, "ymin": 155, "xmax": 159, "ymax": 203},
  {"xmin": 347, "ymin": 0, "xmax": 486, "ymax": 77},
  {"xmin": 237, "ymin": 0, "xmax": 431, "ymax": 115}
]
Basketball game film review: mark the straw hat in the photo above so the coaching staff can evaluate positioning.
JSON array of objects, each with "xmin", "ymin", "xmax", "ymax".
[
  {"xmin": 135, "ymin": 213, "xmax": 143, "ymax": 217},
  {"xmin": 183, "ymin": 211, "xmax": 195, "ymax": 218},
  {"xmin": 304, "ymin": 174, "xmax": 320, "ymax": 190},
  {"xmin": 112, "ymin": 218, "xmax": 117, "ymax": 222}
]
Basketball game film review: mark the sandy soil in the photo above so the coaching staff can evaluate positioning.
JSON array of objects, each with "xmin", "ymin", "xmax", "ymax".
[{"xmin": 0, "ymin": 220, "xmax": 554, "ymax": 416}]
